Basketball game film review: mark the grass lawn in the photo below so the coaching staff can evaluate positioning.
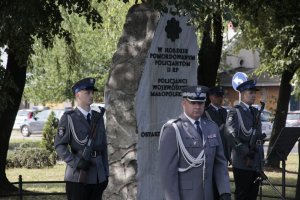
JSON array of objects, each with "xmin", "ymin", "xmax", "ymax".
[
  {"xmin": 229, "ymin": 154, "xmax": 298, "ymax": 200},
  {"xmin": 4, "ymin": 163, "xmax": 66, "ymax": 200}
]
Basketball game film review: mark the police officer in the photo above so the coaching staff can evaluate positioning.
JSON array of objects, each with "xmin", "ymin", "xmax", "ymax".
[
  {"xmin": 159, "ymin": 86, "xmax": 231, "ymax": 200},
  {"xmin": 225, "ymin": 79, "xmax": 263, "ymax": 200},
  {"xmin": 205, "ymin": 86, "xmax": 230, "ymax": 162},
  {"xmin": 54, "ymin": 78, "xmax": 109, "ymax": 200}
]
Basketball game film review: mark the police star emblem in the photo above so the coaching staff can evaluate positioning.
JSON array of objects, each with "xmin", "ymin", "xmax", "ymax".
[
  {"xmin": 58, "ymin": 127, "xmax": 65, "ymax": 137},
  {"xmin": 195, "ymin": 87, "xmax": 202, "ymax": 97}
]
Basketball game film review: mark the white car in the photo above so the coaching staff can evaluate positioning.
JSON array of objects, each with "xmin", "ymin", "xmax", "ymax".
[
  {"xmin": 260, "ymin": 110, "xmax": 273, "ymax": 140},
  {"xmin": 286, "ymin": 111, "xmax": 300, "ymax": 127},
  {"xmin": 20, "ymin": 109, "xmax": 64, "ymax": 137},
  {"xmin": 13, "ymin": 109, "xmax": 36, "ymax": 130}
]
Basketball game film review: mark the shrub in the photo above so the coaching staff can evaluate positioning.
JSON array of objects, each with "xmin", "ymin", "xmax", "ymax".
[
  {"xmin": 6, "ymin": 148, "xmax": 56, "ymax": 169},
  {"xmin": 41, "ymin": 111, "xmax": 58, "ymax": 153}
]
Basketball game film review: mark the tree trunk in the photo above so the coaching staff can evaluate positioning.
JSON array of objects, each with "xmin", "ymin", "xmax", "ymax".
[
  {"xmin": 266, "ymin": 69, "xmax": 294, "ymax": 169},
  {"xmin": 197, "ymin": 12, "xmax": 223, "ymax": 87},
  {"xmin": 0, "ymin": 51, "xmax": 27, "ymax": 194}
]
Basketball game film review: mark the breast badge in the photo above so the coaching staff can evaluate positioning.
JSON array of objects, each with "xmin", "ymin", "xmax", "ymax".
[{"xmin": 58, "ymin": 127, "xmax": 65, "ymax": 137}]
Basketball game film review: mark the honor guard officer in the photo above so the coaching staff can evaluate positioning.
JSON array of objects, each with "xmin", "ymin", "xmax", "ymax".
[
  {"xmin": 158, "ymin": 86, "xmax": 231, "ymax": 200},
  {"xmin": 205, "ymin": 86, "xmax": 231, "ymax": 162},
  {"xmin": 54, "ymin": 78, "xmax": 109, "ymax": 200},
  {"xmin": 225, "ymin": 79, "xmax": 263, "ymax": 200}
]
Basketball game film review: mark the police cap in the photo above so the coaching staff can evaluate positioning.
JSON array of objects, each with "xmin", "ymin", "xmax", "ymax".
[
  {"xmin": 208, "ymin": 86, "xmax": 224, "ymax": 96},
  {"xmin": 236, "ymin": 79, "xmax": 259, "ymax": 92},
  {"xmin": 72, "ymin": 77, "xmax": 98, "ymax": 94},
  {"xmin": 182, "ymin": 85, "xmax": 209, "ymax": 102}
]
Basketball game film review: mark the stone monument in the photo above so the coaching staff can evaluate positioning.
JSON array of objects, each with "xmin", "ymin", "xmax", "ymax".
[{"xmin": 104, "ymin": 3, "xmax": 199, "ymax": 200}]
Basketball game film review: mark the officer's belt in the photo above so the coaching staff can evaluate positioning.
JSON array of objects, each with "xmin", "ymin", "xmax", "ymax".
[
  {"xmin": 73, "ymin": 150, "xmax": 102, "ymax": 158},
  {"xmin": 90, "ymin": 150, "xmax": 101, "ymax": 158}
]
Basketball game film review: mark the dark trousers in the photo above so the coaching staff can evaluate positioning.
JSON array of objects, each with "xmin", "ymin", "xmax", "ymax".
[
  {"xmin": 233, "ymin": 167, "xmax": 260, "ymax": 200},
  {"xmin": 66, "ymin": 180, "xmax": 108, "ymax": 200}
]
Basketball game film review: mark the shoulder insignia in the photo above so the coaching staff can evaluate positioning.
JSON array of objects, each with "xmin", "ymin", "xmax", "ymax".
[
  {"xmin": 165, "ymin": 118, "xmax": 180, "ymax": 125},
  {"xmin": 91, "ymin": 107, "xmax": 105, "ymax": 117},
  {"xmin": 58, "ymin": 127, "xmax": 65, "ymax": 137},
  {"xmin": 64, "ymin": 110, "xmax": 74, "ymax": 115},
  {"xmin": 234, "ymin": 105, "xmax": 242, "ymax": 108}
]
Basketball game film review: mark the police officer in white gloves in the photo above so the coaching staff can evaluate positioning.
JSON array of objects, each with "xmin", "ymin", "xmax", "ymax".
[
  {"xmin": 54, "ymin": 78, "xmax": 109, "ymax": 200},
  {"xmin": 159, "ymin": 85, "xmax": 231, "ymax": 200}
]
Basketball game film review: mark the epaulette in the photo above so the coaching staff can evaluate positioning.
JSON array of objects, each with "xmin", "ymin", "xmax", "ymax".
[
  {"xmin": 203, "ymin": 117, "xmax": 214, "ymax": 124},
  {"xmin": 234, "ymin": 104, "xmax": 242, "ymax": 109},
  {"xmin": 64, "ymin": 110, "xmax": 74, "ymax": 115},
  {"xmin": 91, "ymin": 107, "xmax": 105, "ymax": 117},
  {"xmin": 165, "ymin": 118, "xmax": 180, "ymax": 126}
]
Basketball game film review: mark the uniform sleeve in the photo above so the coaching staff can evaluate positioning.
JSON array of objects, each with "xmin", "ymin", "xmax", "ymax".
[
  {"xmin": 213, "ymin": 126, "xmax": 231, "ymax": 195},
  {"xmin": 158, "ymin": 124, "xmax": 180, "ymax": 200},
  {"xmin": 54, "ymin": 113, "xmax": 80, "ymax": 168},
  {"xmin": 225, "ymin": 108, "xmax": 249, "ymax": 157}
]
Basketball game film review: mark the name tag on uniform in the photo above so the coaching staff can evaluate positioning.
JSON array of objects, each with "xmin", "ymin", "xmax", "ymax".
[{"xmin": 207, "ymin": 134, "xmax": 217, "ymax": 139}]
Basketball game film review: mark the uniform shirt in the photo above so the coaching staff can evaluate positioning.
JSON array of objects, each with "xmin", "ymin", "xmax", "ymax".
[
  {"xmin": 183, "ymin": 112, "xmax": 202, "ymax": 131},
  {"xmin": 77, "ymin": 106, "xmax": 92, "ymax": 120}
]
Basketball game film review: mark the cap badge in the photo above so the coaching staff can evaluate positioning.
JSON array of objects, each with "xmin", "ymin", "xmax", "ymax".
[{"xmin": 195, "ymin": 87, "xmax": 202, "ymax": 97}]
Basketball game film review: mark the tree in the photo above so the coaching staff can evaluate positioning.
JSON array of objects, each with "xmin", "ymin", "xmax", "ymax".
[
  {"xmin": 24, "ymin": 1, "xmax": 132, "ymax": 104},
  {"xmin": 0, "ymin": 0, "xmax": 104, "ymax": 193},
  {"xmin": 223, "ymin": 0, "xmax": 300, "ymax": 170}
]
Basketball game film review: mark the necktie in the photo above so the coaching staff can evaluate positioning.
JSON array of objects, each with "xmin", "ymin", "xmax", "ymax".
[
  {"xmin": 249, "ymin": 106, "xmax": 255, "ymax": 118},
  {"xmin": 86, "ymin": 113, "xmax": 91, "ymax": 125},
  {"xmin": 218, "ymin": 108, "xmax": 224, "ymax": 123},
  {"xmin": 195, "ymin": 120, "xmax": 203, "ymax": 138}
]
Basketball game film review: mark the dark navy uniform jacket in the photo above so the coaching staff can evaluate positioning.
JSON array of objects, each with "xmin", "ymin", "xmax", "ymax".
[
  {"xmin": 204, "ymin": 104, "xmax": 230, "ymax": 161},
  {"xmin": 54, "ymin": 108, "xmax": 109, "ymax": 184},
  {"xmin": 225, "ymin": 103, "xmax": 263, "ymax": 171}
]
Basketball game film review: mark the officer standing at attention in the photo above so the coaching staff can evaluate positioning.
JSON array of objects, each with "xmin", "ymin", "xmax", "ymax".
[
  {"xmin": 158, "ymin": 86, "xmax": 231, "ymax": 200},
  {"xmin": 204, "ymin": 86, "xmax": 230, "ymax": 162},
  {"xmin": 225, "ymin": 79, "xmax": 263, "ymax": 200},
  {"xmin": 54, "ymin": 78, "xmax": 109, "ymax": 200}
]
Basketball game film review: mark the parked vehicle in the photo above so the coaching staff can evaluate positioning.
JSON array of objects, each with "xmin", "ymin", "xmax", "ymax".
[
  {"xmin": 286, "ymin": 110, "xmax": 300, "ymax": 127},
  {"xmin": 260, "ymin": 110, "xmax": 273, "ymax": 140},
  {"xmin": 13, "ymin": 109, "xmax": 36, "ymax": 130},
  {"xmin": 20, "ymin": 109, "xmax": 65, "ymax": 137}
]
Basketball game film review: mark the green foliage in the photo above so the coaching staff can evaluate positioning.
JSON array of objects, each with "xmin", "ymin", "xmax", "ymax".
[
  {"xmin": 223, "ymin": 0, "xmax": 300, "ymax": 74},
  {"xmin": 0, "ymin": 0, "xmax": 106, "ymax": 116},
  {"xmin": 8, "ymin": 140, "xmax": 41, "ymax": 150},
  {"xmin": 41, "ymin": 111, "xmax": 58, "ymax": 154},
  {"xmin": 6, "ymin": 148, "xmax": 56, "ymax": 169},
  {"xmin": 24, "ymin": 0, "xmax": 134, "ymax": 104}
]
